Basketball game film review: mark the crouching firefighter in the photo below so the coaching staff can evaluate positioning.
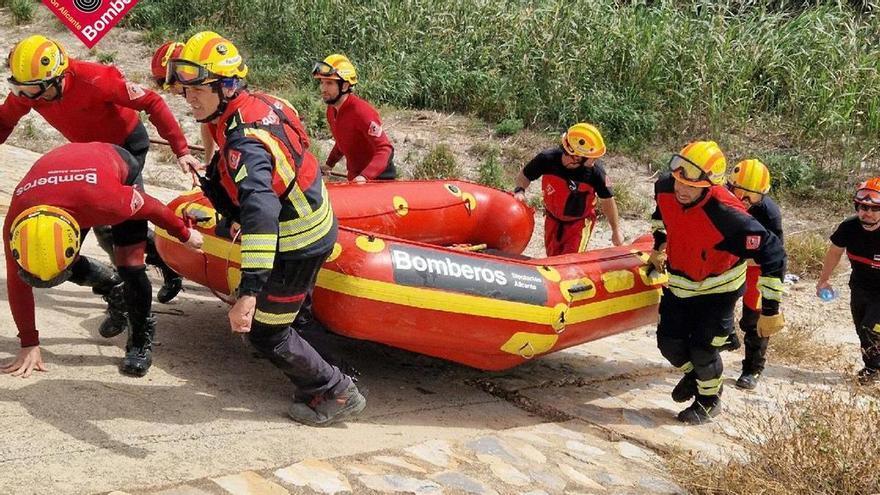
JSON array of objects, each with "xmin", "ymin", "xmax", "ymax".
[
  {"xmin": 171, "ymin": 31, "xmax": 366, "ymax": 426},
  {"xmin": 2, "ymin": 143, "xmax": 203, "ymax": 378},
  {"xmin": 647, "ymin": 141, "xmax": 786, "ymax": 424}
]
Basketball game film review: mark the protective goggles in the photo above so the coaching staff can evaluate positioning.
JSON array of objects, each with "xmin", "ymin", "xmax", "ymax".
[
  {"xmin": 728, "ymin": 184, "xmax": 764, "ymax": 205},
  {"xmin": 312, "ymin": 61, "xmax": 341, "ymax": 79},
  {"xmin": 17, "ymin": 264, "xmax": 74, "ymax": 289},
  {"xmin": 170, "ymin": 59, "xmax": 221, "ymax": 85},
  {"xmin": 856, "ymin": 203, "xmax": 880, "ymax": 212},
  {"xmin": 669, "ymin": 154, "xmax": 712, "ymax": 187},
  {"xmin": 7, "ymin": 76, "xmax": 62, "ymax": 100},
  {"xmin": 855, "ymin": 188, "xmax": 880, "ymax": 206}
]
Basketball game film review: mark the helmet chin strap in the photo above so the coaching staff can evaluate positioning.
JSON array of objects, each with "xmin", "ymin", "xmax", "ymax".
[
  {"xmin": 324, "ymin": 79, "xmax": 350, "ymax": 105},
  {"xmin": 196, "ymin": 80, "xmax": 240, "ymax": 123}
]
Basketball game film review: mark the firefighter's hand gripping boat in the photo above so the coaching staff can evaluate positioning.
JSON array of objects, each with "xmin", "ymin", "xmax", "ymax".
[{"xmin": 155, "ymin": 180, "xmax": 665, "ymax": 370}]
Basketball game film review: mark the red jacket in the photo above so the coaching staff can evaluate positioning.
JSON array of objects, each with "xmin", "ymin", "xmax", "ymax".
[
  {"xmin": 0, "ymin": 59, "xmax": 189, "ymax": 156},
  {"xmin": 3, "ymin": 143, "xmax": 191, "ymax": 347},
  {"xmin": 326, "ymin": 94, "xmax": 394, "ymax": 180}
]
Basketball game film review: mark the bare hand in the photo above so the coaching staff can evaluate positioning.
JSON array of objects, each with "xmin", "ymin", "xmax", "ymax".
[
  {"xmin": 1, "ymin": 346, "xmax": 47, "ymax": 378},
  {"xmin": 228, "ymin": 295, "xmax": 256, "ymax": 333},
  {"xmin": 353, "ymin": 175, "xmax": 367, "ymax": 183},
  {"xmin": 177, "ymin": 154, "xmax": 203, "ymax": 186},
  {"xmin": 184, "ymin": 229, "xmax": 204, "ymax": 251},
  {"xmin": 611, "ymin": 231, "xmax": 624, "ymax": 246},
  {"xmin": 816, "ymin": 280, "xmax": 833, "ymax": 298}
]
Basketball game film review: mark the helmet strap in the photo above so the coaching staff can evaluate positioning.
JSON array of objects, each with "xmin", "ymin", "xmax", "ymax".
[{"xmin": 195, "ymin": 79, "xmax": 240, "ymax": 123}]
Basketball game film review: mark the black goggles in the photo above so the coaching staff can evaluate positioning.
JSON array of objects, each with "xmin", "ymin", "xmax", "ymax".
[
  {"xmin": 7, "ymin": 76, "xmax": 62, "ymax": 100},
  {"xmin": 312, "ymin": 61, "xmax": 340, "ymax": 79},
  {"xmin": 17, "ymin": 265, "xmax": 74, "ymax": 289}
]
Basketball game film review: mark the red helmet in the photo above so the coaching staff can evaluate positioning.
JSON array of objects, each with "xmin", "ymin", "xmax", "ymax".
[
  {"xmin": 854, "ymin": 177, "xmax": 880, "ymax": 206},
  {"xmin": 150, "ymin": 41, "xmax": 184, "ymax": 87}
]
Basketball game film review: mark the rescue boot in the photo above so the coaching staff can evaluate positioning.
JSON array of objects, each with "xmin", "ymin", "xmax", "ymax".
[
  {"xmin": 736, "ymin": 371, "xmax": 761, "ymax": 390},
  {"xmin": 671, "ymin": 372, "xmax": 698, "ymax": 403},
  {"xmin": 98, "ymin": 282, "xmax": 129, "ymax": 338},
  {"xmin": 287, "ymin": 382, "xmax": 366, "ymax": 427},
  {"xmin": 857, "ymin": 367, "xmax": 880, "ymax": 385},
  {"xmin": 120, "ymin": 314, "xmax": 156, "ymax": 377},
  {"xmin": 677, "ymin": 395, "xmax": 722, "ymax": 425},
  {"xmin": 156, "ymin": 265, "xmax": 183, "ymax": 304}
]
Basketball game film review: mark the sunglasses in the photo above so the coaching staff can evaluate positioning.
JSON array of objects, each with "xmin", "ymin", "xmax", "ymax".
[
  {"xmin": 669, "ymin": 154, "xmax": 712, "ymax": 187},
  {"xmin": 312, "ymin": 61, "xmax": 340, "ymax": 79}
]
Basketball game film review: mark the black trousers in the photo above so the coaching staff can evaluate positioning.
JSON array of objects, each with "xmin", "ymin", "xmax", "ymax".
[
  {"xmin": 739, "ymin": 306, "xmax": 769, "ymax": 374},
  {"xmin": 851, "ymin": 286, "xmax": 880, "ymax": 370},
  {"xmin": 657, "ymin": 287, "xmax": 742, "ymax": 398},
  {"xmin": 247, "ymin": 251, "xmax": 349, "ymax": 398}
]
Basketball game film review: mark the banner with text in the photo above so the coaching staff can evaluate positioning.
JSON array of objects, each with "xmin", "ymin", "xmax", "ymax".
[{"xmin": 41, "ymin": 0, "xmax": 139, "ymax": 48}]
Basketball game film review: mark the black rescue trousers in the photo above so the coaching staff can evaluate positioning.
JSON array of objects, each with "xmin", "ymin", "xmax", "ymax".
[
  {"xmin": 657, "ymin": 287, "xmax": 743, "ymax": 402},
  {"xmin": 247, "ymin": 250, "xmax": 350, "ymax": 399},
  {"xmin": 67, "ymin": 255, "xmax": 122, "ymax": 295},
  {"xmin": 739, "ymin": 306, "xmax": 769, "ymax": 375},
  {"xmin": 851, "ymin": 286, "xmax": 880, "ymax": 370}
]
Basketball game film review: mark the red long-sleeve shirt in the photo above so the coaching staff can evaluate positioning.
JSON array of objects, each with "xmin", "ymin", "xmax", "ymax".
[
  {"xmin": 0, "ymin": 59, "xmax": 189, "ymax": 156},
  {"xmin": 3, "ymin": 143, "xmax": 191, "ymax": 348},
  {"xmin": 325, "ymin": 94, "xmax": 394, "ymax": 180}
]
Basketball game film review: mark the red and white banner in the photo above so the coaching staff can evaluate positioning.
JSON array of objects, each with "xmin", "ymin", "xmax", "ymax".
[{"xmin": 41, "ymin": 0, "xmax": 140, "ymax": 48}]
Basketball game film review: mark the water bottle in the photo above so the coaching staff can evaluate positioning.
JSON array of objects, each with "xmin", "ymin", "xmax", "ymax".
[{"xmin": 818, "ymin": 287, "xmax": 837, "ymax": 302}]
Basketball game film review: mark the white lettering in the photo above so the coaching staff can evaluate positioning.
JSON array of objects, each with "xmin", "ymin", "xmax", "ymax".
[
  {"xmin": 81, "ymin": 0, "xmax": 133, "ymax": 41},
  {"xmin": 392, "ymin": 250, "xmax": 412, "ymax": 270},
  {"xmin": 391, "ymin": 249, "xmax": 520, "ymax": 289}
]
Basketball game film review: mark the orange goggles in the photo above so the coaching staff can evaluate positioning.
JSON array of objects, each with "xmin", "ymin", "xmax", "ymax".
[{"xmin": 669, "ymin": 154, "xmax": 712, "ymax": 187}]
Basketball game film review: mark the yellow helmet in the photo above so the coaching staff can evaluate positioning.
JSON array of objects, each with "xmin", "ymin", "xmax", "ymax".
[
  {"xmin": 7, "ymin": 35, "xmax": 69, "ymax": 83},
  {"xmin": 10, "ymin": 205, "xmax": 81, "ymax": 287},
  {"xmin": 728, "ymin": 159, "xmax": 771, "ymax": 195},
  {"xmin": 172, "ymin": 31, "xmax": 248, "ymax": 85},
  {"xmin": 561, "ymin": 123, "xmax": 606, "ymax": 159},
  {"xmin": 312, "ymin": 53, "xmax": 358, "ymax": 85},
  {"xmin": 669, "ymin": 140, "xmax": 727, "ymax": 188}
]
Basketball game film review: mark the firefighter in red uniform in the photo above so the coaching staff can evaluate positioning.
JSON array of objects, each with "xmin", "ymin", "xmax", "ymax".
[
  {"xmin": 2, "ymin": 142, "xmax": 203, "ymax": 378},
  {"xmin": 312, "ymin": 54, "xmax": 396, "ymax": 182},
  {"xmin": 172, "ymin": 32, "xmax": 365, "ymax": 426},
  {"xmin": 648, "ymin": 141, "xmax": 786, "ymax": 424},
  {"xmin": 816, "ymin": 178, "xmax": 880, "ymax": 384},
  {"xmin": 514, "ymin": 123, "xmax": 623, "ymax": 256},
  {"xmin": 725, "ymin": 159, "xmax": 784, "ymax": 390},
  {"xmin": 1, "ymin": 34, "xmax": 199, "ymax": 304}
]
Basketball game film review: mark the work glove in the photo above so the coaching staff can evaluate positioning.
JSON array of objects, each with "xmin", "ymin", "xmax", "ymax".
[
  {"xmin": 647, "ymin": 250, "xmax": 667, "ymax": 275},
  {"xmin": 757, "ymin": 312, "xmax": 785, "ymax": 338}
]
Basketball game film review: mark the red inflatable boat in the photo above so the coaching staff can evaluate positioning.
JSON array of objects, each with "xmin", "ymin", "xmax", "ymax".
[{"xmin": 155, "ymin": 180, "xmax": 664, "ymax": 370}]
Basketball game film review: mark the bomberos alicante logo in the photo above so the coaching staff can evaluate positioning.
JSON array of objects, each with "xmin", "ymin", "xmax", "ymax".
[
  {"xmin": 73, "ymin": 0, "xmax": 100, "ymax": 13},
  {"xmin": 41, "ymin": 0, "xmax": 140, "ymax": 48}
]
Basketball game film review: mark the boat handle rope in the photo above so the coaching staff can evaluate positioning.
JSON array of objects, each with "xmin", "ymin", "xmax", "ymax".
[
  {"xmin": 181, "ymin": 200, "xmax": 238, "ymax": 306},
  {"xmin": 337, "ymin": 199, "xmax": 472, "ymax": 220},
  {"xmin": 517, "ymin": 342, "xmax": 536, "ymax": 359}
]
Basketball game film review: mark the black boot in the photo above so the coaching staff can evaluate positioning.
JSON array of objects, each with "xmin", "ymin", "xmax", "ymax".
[
  {"xmin": 671, "ymin": 372, "xmax": 697, "ymax": 403},
  {"xmin": 677, "ymin": 395, "xmax": 722, "ymax": 425},
  {"xmin": 121, "ymin": 314, "xmax": 156, "ymax": 377},
  {"xmin": 736, "ymin": 371, "xmax": 761, "ymax": 390},
  {"xmin": 288, "ymin": 382, "xmax": 366, "ymax": 427},
  {"xmin": 98, "ymin": 282, "xmax": 130, "ymax": 338},
  {"xmin": 156, "ymin": 265, "xmax": 183, "ymax": 304}
]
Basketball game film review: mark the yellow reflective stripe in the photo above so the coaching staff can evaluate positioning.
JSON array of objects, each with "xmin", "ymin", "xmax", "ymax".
[
  {"xmin": 680, "ymin": 361, "xmax": 694, "ymax": 373},
  {"xmin": 696, "ymin": 377, "xmax": 723, "ymax": 395},
  {"xmin": 254, "ymin": 309, "xmax": 297, "ymax": 326},
  {"xmin": 286, "ymin": 181, "xmax": 313, "ymax": 218},
  {"xmin": 243, "ymin": 128, "xmax": 313, "ymax": 215},
  {"xmin": 757, "ymin": 275, "xmax": 785, "ymax": 301},
  {"xmin": 241, "ymin": 251, "xmax": 276, "ymax": 269},
  {"xmin": 234, "ymin": 165, "xmax": 248, "ymax": 183},
  {"xmin": 577, "ymin": 219, "xmax": 593, "ymax": 253},
  {"xmin": 241, "ymin": 233, "xmax": 278, "ymax": 251},
  {"xmin": 279, "ymin": 209, "xmax": 334, "ymax": 252},
  {"xmin": 667, "ymin": 264, "xmax": 747, "ymax": 298},
  {"xmin": 711, "ymin": 335, "xmax": 730, "ymax": 347},
  {"xmin": 872, "ymin": 323, "xmax": 880, "ymax": 335},
  {"xmin": 279, "ymin": 198, "xmax": 330, "ymax": 237}
]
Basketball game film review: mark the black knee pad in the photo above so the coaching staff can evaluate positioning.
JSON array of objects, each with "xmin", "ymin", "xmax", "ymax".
[
  {"xmin": 657, "ymin": 336, "xmax": 689, "ymax": 368},
  {"xmin": 690, "ymin": 344, "xmax": 723, "ymax": 381},
  {"xmin": 68, "ymin": 256, "xmax": 122, "ymax": 295}
]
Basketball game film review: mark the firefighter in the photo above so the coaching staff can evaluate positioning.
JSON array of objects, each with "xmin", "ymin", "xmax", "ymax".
[
  {"xmin": 312, "ymin": 54, "xmax": 396, "ymax": 182},
  {"xmin": 1, "ymin": 34, "xmax": 197, "ymax": 305},
  {"xmin": 724, "ymin": 159, "xmax": 784, "ymax": 390},
  {"xmin": 171, "ymin": 31, "xmax": 365, "ymax": 426},
  {"xmin": 514, "ymin": 123, "xmax": 623, "ymax": 256},
  {"xmin": 648, "ymin": 141, "xmax": 786, "ymax": 424},
  {"xmin": 2, "ymin": 142, "xmax": 203, "ymax": 378},
  {"xmin": 816, "ymin": 178, "xmax": 880, "ymax": 384}
]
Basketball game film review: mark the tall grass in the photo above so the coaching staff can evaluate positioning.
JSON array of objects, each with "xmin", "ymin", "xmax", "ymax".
[{"xmin": 126, "ymin": 1, "xmax": 880, "ymax": 152}]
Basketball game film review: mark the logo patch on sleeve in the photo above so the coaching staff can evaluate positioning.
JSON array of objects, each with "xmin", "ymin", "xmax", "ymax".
[
  {"xmin": 746, "ymin": 235, "xmax": 761, "ymax": 250},
  {"xmin": 126, "ymin": 81, "xmax": 146, "ymax": 100},
  {"xmin": 228, "ymin": 150, "xmax": 241, "ymax": 170},
  {"xmin": 367, "ymin": 121, "xmax": 383, "ymax": 137},
  {"xmin": 129, "ymin": 189, "xmax": 144, "ymax": 214}
]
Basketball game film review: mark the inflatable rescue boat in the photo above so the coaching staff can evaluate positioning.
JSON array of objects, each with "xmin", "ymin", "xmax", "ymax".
[{"xmin": 155, "ymin": 181, "xmax": 665, "ymax": 370}]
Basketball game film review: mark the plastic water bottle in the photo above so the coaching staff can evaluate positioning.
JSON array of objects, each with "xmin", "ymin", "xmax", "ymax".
[{"xmin": 818, "ymin": 287, "xmax": 837, "ymax": 302}]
